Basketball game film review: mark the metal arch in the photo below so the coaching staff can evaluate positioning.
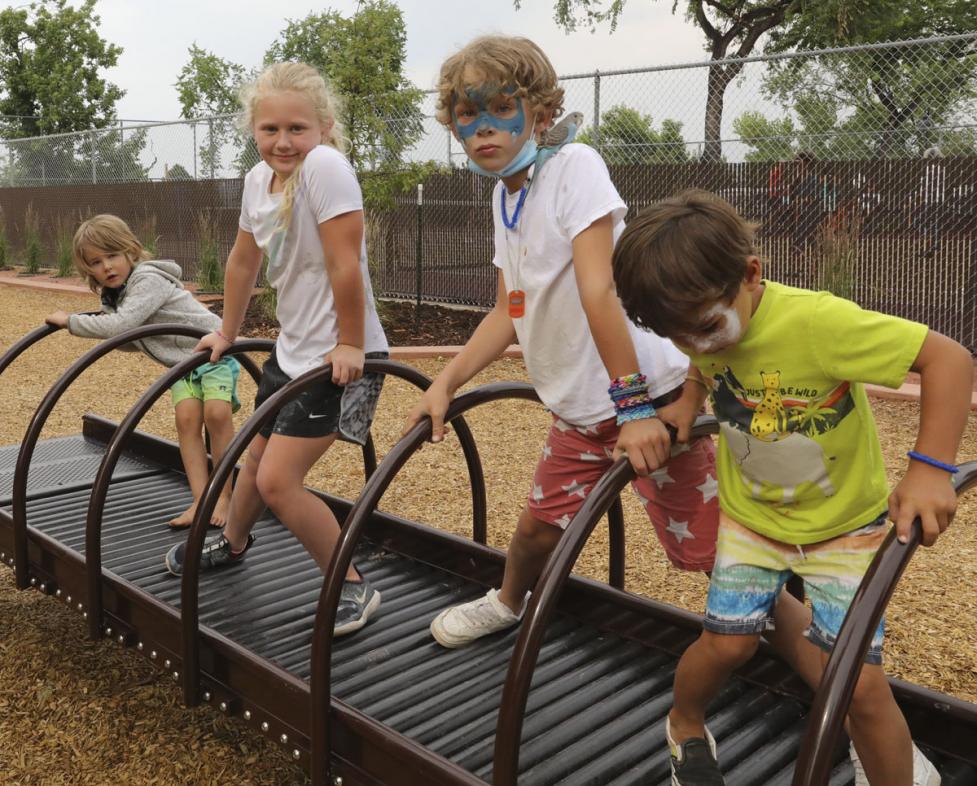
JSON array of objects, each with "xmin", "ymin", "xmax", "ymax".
[
  {"xmin": 358, "ymin": 359, "xmax": 491, "ymax": 543},
  {"xmin": 0, "ymin": 323, "xmax": 61, "ymax": 380},
  {"xmin": 308, "ymin": 381, "xmax": 541, "ymax": 786},
  {"xmin": 792, "ymin": 459, "xmax": 977, "ymax": 786},
  {"xmin": 176, "ymin": 358, "xmax": 487, "ymax": 706},
  {"xmin": 83, "ymin": 339, "xmax": 275, "ymax": 639},
  {"xmin": 492, "ymin": 416, "xmax": 720, "ymax": 785},
  {"xmin": 10, "ymin": 323, "xmax": 219, "ymax": 590}
]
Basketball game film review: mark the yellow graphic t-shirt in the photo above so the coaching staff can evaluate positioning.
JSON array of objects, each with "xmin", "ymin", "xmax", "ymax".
[{"xmin": 687, "ymin": 281, "xmax": 928, "ymax": 544}]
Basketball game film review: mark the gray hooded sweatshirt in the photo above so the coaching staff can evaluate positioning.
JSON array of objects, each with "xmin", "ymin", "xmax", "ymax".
[{"xmin": 67, "ymin": 260, "xmax": 221, "ymax": 368}]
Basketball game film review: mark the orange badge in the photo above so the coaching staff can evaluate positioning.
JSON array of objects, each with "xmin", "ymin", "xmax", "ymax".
[{"xmin": 508, "ymin": 289, "xmax": 525, "ymax": 318}]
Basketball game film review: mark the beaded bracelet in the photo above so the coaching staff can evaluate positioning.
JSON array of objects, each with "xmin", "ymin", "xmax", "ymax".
[
  {"xmin": 617, "ymin": 402, "xmax": 656, "ymax": 425},
  {"xmin": 609, "ymin": 373, "xmax": 656, "ymax": 425},
  {"xmin": 907, "ymin": 450, "xmax": 959, "ymax": 474},
  {"xmin": 215, "ymin": 329, "xmax": 235, "ymax": 344}
]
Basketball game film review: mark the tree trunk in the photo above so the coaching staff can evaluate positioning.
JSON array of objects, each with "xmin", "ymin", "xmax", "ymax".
[{"xmin": 703, "ymin": 62, "xmax": 743, "ymax": 163}]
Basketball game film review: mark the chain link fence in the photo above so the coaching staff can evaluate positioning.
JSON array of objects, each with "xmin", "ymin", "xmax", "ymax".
[{"xmin": 0, "ymin": 34, "xmax": 974, "ymax": 348}]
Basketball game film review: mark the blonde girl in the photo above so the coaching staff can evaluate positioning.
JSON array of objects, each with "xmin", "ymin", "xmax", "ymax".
[{"xmin": 164, "ymin": 62, "xmax": 389, "ymax": 636}]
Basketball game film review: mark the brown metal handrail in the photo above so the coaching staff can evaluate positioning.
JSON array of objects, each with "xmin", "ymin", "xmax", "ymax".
[
  {"xmin": 0, "ymin": 323, "xmax": 60, "ymax": 379},
  {"xmin": 177, "ymin": 359, "xmax": 488, "ymax": 706},
  {"xmin": 791, "ymin": 459, "xmax": 977, "ymax": 786},
  {"xmin": 492, "ymin": 416, "xmax": 720, "ymax": 784},
  {"xmin": 308, "ymin": 381, "xmax": 540, "ymax": 786},
  {"xmin": 8, "ymin": 323, "xmax": 256, "ymax": 590},
  {"xmin": 83, "ymin": 339, "xmax": 274, "ymax": 639}
]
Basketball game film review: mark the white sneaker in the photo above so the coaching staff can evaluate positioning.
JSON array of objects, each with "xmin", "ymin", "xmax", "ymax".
[
  {"xmin": 430, "ymin": 588, "xmax": 522, "ymax": 648},
  {"xmin": 850, "ymin": 742, "xmax": 941, "ymax": 786}
]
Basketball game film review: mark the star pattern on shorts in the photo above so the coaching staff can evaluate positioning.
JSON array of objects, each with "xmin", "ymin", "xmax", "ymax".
[
  {"xmin": 542, "ymin": 445, "xmax": 553, "ymax": 460},
  {"xmin": 649, "ymin": 467, "xmax": 675, "ymax": 489},
  {"xmin": 554, "ymin": 419, "xmax": 573, "ymax": 432},
  {"xmin": 666, "ymin": 518, "xmax": 694, "ymax": 543},
  {"xmin": 580, "ymin": 451, "xmax": 601, "ymax": 462},
  {"xmin": 670, "ymin": 442, "xmax": 691, "ymax": 456},
  {"xmin": 532, "ymin": 484, "xmax": 545, "ymax": 501},
  {"xmin": 554, "ymin": 513, "xmax": 572, "ymax": 529},
  {"xmin": 561, "ymin": 479, "xmax": 588, "ymax": 499},
  {"xmin": 634, "ymin": 490, "xmax": 649, "ymax": 508},
  {"xmin": 575, "ymin": 424, "xmax": 600, "ymax": 436},
  {"xmin": 697, "ymin": 473, "xmax": 718, "ymax": 504}
]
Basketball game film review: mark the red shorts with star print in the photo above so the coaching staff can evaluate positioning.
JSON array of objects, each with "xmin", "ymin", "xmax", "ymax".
[{"xmin": 526, "ymin": 413, "xmax": 719, "ymax": 572}]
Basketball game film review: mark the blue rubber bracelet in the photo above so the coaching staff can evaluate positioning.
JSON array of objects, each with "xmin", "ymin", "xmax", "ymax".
[{"xmin": 907, "ymin": 451, "xmax": 958, "ymax": 474}]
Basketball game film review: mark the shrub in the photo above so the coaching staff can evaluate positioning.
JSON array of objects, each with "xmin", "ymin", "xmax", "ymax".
[
  {"xmin": 137, "ymin": 212, "xmax": 158, "ymax": 257},
  {"xmin": 195, "ymin": 211, "xmax": 223, "ymax": 293},
  {"xmin": 0, "ymin": 218, "xmax": 9, "ymax": 270},
  {"xmin": 815, "ymin": 209, "xmax": 860, "ymax": 300},
  {"xmin": 22, "ymin": 204, "xmax": 42, "ymax": 274},
  {"xmin": 54, "ymin": 215, "xmax": 75, "ymax": 277}
]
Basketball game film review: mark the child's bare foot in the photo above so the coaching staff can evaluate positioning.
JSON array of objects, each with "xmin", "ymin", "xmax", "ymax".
[
  {"xmin": 167, "ymin": 503, "xmax": 197, "ymax": 530},
  {"xmin": 211, "ymin": 495, "xmax": 231, "ymax": 528}
]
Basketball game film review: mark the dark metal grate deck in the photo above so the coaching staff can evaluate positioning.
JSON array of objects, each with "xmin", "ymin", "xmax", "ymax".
[
  {"xmin": 0, "ymin": 435, "xmax": 163, "ymax": 504},
  {"xmin": 8, "ymin": 442, "xmax": 977, "ymax": 786}
]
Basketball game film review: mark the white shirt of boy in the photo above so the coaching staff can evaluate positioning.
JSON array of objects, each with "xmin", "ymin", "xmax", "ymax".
[
  {"xmin": 492, "ymin": 143, "xmax": 688, "ymax": 425},
  {"xmin": 239, "ymin": 145, "xmax": 389, "ymax": 379}
]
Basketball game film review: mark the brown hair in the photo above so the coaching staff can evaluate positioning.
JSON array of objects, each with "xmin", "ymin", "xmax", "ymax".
[
  {"xmin": 612, "ymin": 190, "xmax": 758, "ymax": 337},
  {"xmin": 72, "ymin": 214, "xmax": 151, "ymax": 292},
  {"xmin": 434, "ymin": 36, "xmax": 564, "ymax": 127}
]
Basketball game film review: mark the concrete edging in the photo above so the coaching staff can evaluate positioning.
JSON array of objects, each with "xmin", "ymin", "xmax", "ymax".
[{"xmin": 4, "ymin": 275, "xmax": 973, "ymax": 409}]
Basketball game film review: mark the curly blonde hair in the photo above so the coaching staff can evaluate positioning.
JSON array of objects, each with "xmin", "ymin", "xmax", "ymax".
[
  {"xmin": 435, "ymin": 36, "xmax": 565, "ymax": 127},
  {"xmin": 239, "ymin": 62, "xmax": 349, "ymax": 228},
  {"xmin": 72, "ymin": 214, "xmax": 152, "ymax": 293}
]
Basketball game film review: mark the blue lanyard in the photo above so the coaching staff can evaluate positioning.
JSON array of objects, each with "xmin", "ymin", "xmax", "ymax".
[{"xmin": 501, "ymin": 185, "xmax": 528, "ymax": 230}]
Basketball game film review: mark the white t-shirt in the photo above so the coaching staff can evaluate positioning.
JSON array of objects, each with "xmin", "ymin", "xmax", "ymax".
[
  {"xmin": 492, "ymin": 143, "xmax": 687, "ymax": 425},
  {"xmin": 239, "ymin": 145, "xmax": 388, "ymax": 379}
]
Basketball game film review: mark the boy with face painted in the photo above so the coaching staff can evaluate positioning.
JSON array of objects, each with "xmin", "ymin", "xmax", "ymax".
[
  {"xmin": 404, "ymin": 35, "xmax": 720, "ymax": 647},
  {"xmin": 612, "ymin": 190, "xmax": 971, "ymax": 786}
]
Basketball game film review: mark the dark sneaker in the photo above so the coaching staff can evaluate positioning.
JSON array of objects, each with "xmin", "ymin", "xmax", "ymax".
[
  {"xmin": 334, "ymin": 578, "xmax": 381, "ymax": 636},
  {"xmin": 667, "ymin": 717, "xmax": 723, "ymax": 785},
  {"xmin": 165, "ymin": 533, "xmax": 255, "ymax": 577}
]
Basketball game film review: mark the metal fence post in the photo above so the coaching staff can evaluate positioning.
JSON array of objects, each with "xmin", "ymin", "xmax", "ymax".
[
  {"xmin": 414, "ymin": 183, "xmax": 424, "ymax": 330},
  {"xmin": 90, "ymin": 130, "xmax": 96, "ymax": 184},
  {"xmin": 593, "ymin": 70, "xmax": 601, "ymax": 154},
  {"xmin": 193, "ymin": 121, "xmax": 198, "ymax": 180},
  {"xmin": 207, "ymin": 118, "xmax": 215, "ymax": 179}
]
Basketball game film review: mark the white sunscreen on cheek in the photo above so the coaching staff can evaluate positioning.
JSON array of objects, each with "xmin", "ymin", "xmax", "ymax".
[{"xmin": 686, "ymin": 304, "xmax": 741, "ymax": 354}]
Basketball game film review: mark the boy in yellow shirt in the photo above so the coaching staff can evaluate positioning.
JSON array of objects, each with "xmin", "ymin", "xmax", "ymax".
[{"xmin": 612, "ymin": 190, "xmax": 972, "ymax": 786}]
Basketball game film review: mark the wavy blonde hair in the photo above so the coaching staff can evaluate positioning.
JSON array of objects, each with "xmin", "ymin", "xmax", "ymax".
[
  {"xmin": 72, "ymin": 214, "xmax": 152, "ymax": 292},
  {"xmin": 435, "ymin": 36, "xmax": 565, "ymax": 128},
  {"xmin": 239, "ymin": 62, "xmax": 349, "ymax": 228}
]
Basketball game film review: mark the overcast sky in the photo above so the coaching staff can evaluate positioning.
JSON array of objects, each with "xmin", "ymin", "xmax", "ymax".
[{"xmin": 31, "ymin": 0, "xmax": 708, "ymax": 122}]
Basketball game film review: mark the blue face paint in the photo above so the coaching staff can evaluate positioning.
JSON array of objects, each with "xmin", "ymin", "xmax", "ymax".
[
  {"xmin": 453, "ymin": 85, "xmax": 536, "ymax": 178},
  {"xmin": 452, "ymin": 86, "xmax": 527, "ymax": 140}
]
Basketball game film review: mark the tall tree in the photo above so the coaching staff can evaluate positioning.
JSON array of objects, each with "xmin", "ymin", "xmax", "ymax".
[
  {"xmin": 0, "ymin": 0, "xmax": 123, "ymax": 139},
  {"xmin": 175, "ymin": 1, "xmax": 436, "ymax": 203},
  {"xmin": 576, "ymin": 105, "xmax": 689, "ymax": 163},
  {"xmin": 764, "ymin": 0, "xmax": 977, "ymax": 158},
  {"xmin": 264, "ymin": 0, "xmax": 424, "ymax": 171},
  {"xmin": 175, "ymin": 46, "xmax": 254, "ymax": 176},
  {"xmin": 537, "ymin": 0, "xmax": 803, "ymax": 161}
]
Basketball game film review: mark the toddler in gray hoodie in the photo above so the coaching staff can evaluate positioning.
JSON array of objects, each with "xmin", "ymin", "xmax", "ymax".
[{"xmin": 46, "ymin": 214, "xmax": 240, "ymax": 529}]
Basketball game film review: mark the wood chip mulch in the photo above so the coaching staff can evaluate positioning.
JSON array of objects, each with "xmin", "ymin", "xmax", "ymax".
[{"xmin": 0, "ymin": 285, "xmax": 975, "ymax": 784}]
